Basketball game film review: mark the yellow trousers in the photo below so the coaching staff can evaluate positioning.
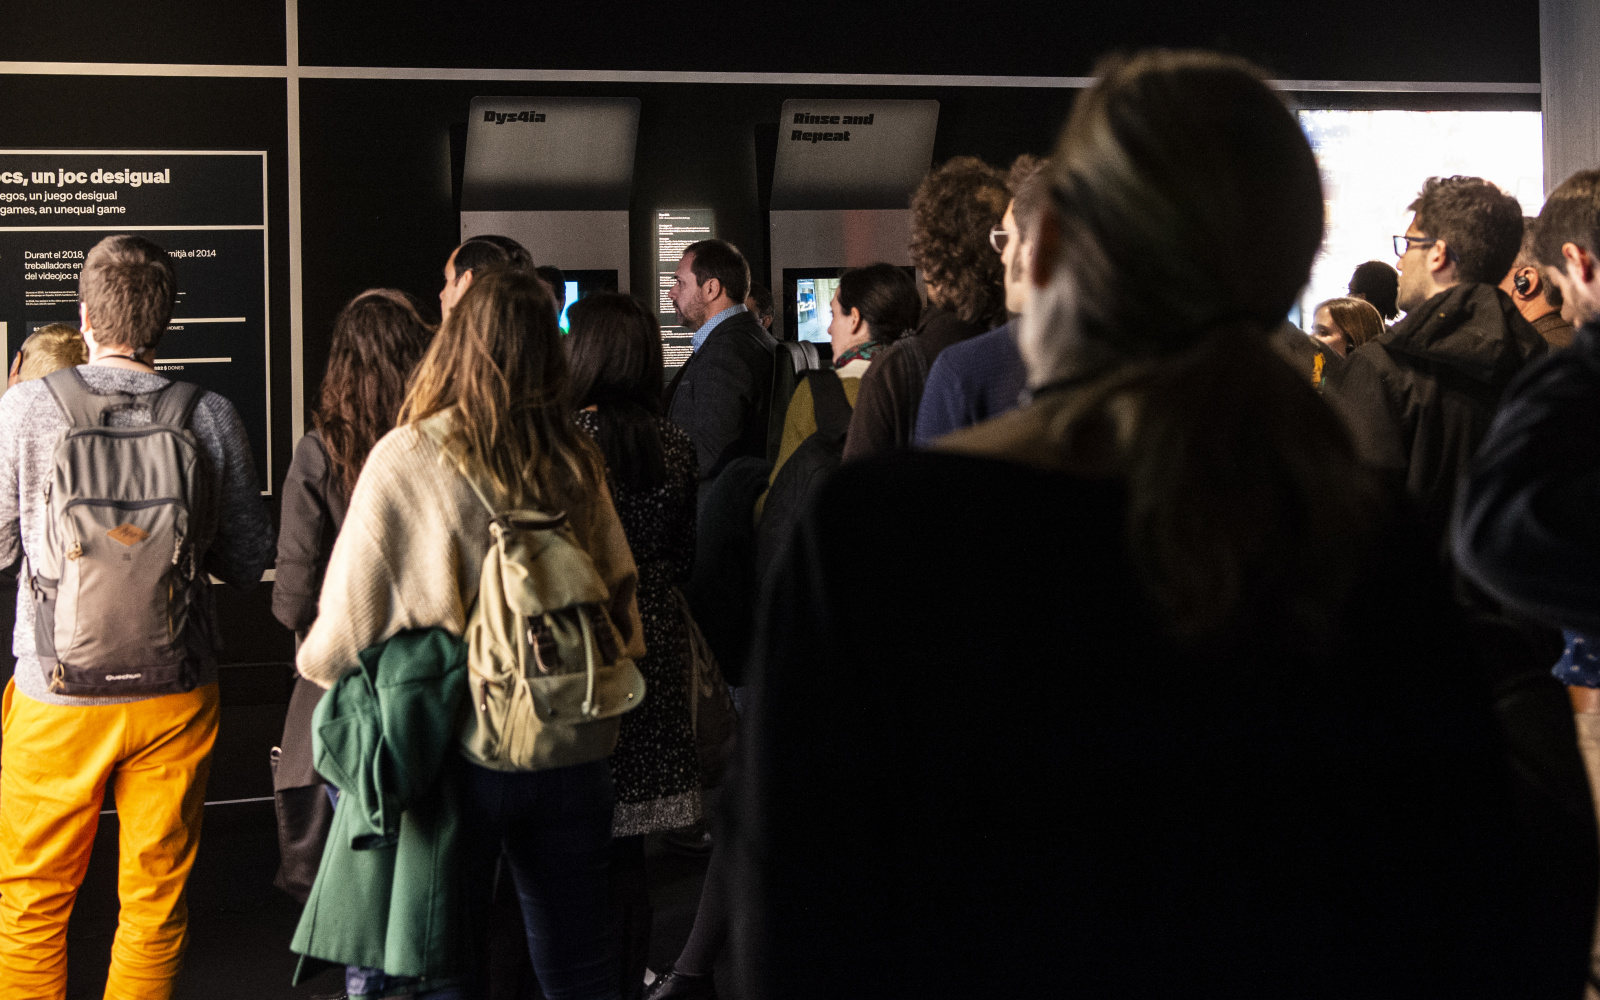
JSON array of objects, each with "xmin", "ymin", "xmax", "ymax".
[{"xmin": 0, "ymin": 679, "xmax": 219, "ymax": 1000}]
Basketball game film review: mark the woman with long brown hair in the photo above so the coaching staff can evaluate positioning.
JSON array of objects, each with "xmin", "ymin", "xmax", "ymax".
[
  {"xmin": 1310, "ymin": 295, "xmax": 1385, "ymax": 357},
  {"xmin": 297, "ymin": 269, "xmax": 644, "ymax": 998},
  {"xmin": 270, "ymin": 288, "xmax": 432, "ymax": 901},
  {"xmin": 727, "ymin": 50, "xmax": 1590, "ymax": 999}
]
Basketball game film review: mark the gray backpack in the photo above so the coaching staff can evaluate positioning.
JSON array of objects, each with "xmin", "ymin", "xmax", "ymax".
[{"xmin": 29, "ymin": 368, "xmax": 205, "ymax": 697}]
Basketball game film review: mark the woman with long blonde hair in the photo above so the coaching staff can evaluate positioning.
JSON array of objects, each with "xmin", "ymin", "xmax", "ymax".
[{"xmin": 298, "ymin": 268, "xmax": 643, "ymax": 999}]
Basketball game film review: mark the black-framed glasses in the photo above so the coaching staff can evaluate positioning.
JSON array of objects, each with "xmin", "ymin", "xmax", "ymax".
[
  {"xmin": 989, "ymin": 226, "xmax": 1012, "ymax": 254},
  {"xmin": 1393, "ymin": 234, "xmax": 1439, "ymax": 256}
]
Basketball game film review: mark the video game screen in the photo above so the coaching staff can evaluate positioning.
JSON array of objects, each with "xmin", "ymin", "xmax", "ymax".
[
  {"xmin": 782, "ymin": 266, "xmax": 916, "ymax": 343},
  {"xmin": 794, "ymin": 275, "xmax": 843, "ymax": 343},
  {"xmin": 552, "ymin": 269, "xmax": 620, "ymax": 332}
]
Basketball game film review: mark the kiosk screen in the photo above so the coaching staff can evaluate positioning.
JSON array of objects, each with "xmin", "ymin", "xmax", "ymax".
[
  {"xmin": 783, "ymin": 266, "xmax": 916, "ymax": 343},
  {"xmin": 554, "ymin": 269, "xmax": 619, "ymax": 332},
  {"xmin": 794, "ymin": 274, "xmax": 842, "ymax": 343}
]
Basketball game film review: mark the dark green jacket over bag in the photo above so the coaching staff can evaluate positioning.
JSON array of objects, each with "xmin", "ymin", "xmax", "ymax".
[{"xmin": 290, "ymin": 628, "xmax": 469, "ymax": 982}]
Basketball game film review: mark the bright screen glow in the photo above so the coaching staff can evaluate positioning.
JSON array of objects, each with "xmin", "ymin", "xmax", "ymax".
[
  {"xmin": 1298, "ymin": 110, "xmax": 1544, "ymax": 323},
  {"xmin": 558, "ymin": 280, "xmax": 579, "ymax": 332},
  {"xmin": 795, "ymin": 276, "xmax": 841, "ymax": 343}
]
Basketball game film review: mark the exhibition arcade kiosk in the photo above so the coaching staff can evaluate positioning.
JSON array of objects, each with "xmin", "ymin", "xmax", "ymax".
[
  {"xmin": 459, "ymin": 96, "xmax": 638, "ymax": 310},
  {"xmin": 769, "ymin": 99, "xmax": 939, "ymax": 348}
]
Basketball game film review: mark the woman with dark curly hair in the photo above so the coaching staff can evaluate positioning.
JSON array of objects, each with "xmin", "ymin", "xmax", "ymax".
[
  {"xmin": 270, "ymin": 288, "xmax": 433, "ymax": 901},
  {"xmin": 842, "ymin": 156, "xmax": 1010, "ymax": 462}
]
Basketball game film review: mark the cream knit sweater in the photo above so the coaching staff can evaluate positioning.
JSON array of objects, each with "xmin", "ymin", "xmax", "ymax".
[{"xmin": 297, "ymin": 417, "xmax": 645, "ymax": 688}]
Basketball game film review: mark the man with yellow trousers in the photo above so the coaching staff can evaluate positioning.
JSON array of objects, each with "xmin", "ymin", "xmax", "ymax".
[{"xmin": 0, "ymin": 234, "xmax": 273, "ymax": 999}]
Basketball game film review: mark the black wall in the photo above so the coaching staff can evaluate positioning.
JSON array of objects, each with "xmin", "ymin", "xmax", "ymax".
[
  {"xmin": 4, "ymin": 0, "xmax": 1540, "ymax": 83},
  {"xmin": 298, "ymin": 1, "xmax": 1540, "ymax": 84}
]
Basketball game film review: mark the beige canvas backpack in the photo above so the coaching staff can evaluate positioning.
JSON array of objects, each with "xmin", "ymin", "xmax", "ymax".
[{"xmin": 423, "ymin": 419, "xmax": 646, "ymax": 772}]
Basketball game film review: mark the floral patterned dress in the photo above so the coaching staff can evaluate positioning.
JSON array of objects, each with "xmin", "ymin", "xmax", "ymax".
[{"xmin": 574, "ymin": 409, "xmax": 702, "ymax": 836}]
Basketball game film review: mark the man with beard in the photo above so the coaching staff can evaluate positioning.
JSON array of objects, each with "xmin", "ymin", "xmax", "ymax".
[
  {"xmin": 1332, "ymin": 175, "xmax": 1546, "ymax": 532},
  {"xmin": 665, "ymin": 238, "xmax": 776, "ymax": 484},
  {"xmin": 1499, "ymin": 217, "xmax": 1576, "ymax": 350}
]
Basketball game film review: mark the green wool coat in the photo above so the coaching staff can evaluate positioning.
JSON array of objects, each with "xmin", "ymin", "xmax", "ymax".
[{"xmin": 290, "ymin": 628, "xmax": 469, "ymax": 983}]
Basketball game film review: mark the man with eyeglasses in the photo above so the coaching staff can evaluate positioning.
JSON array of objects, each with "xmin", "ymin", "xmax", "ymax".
[
  {"xmin": 1329, "ymin": 175, "xmax": 1546, "ymax": 534},
  {"xmin": 914, "ymin": 155, "xmax": 1043, "ymax": 445}
]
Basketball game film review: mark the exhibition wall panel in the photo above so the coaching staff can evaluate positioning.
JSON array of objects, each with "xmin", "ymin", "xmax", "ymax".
[{"xmin": 0, "ymin": 73, "xmax": 296, "ymax": 683}]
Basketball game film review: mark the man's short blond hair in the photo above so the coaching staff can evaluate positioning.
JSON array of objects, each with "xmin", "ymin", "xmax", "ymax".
[
  {"xmin": 17, "ymin": 324, "xmax": 88, "ymax": 381},
  {"xmin": 78, "ymin": 235, "xmax": 177, "ymax": 353}
]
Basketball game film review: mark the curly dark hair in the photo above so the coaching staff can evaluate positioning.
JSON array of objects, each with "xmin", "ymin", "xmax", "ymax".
[
  {"xmin": 315, "ymin": 289, "xmax": 435, "ymax": 500},
  {"xmin": 909, "ymin": 156, "xmax": 1010, "ymax": 327}
]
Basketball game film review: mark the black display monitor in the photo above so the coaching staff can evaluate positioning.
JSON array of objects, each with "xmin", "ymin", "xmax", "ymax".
[
  {"xmin": 553, "ymin": 269, "xmax": 620, "ymax": 332},
  {"xmin": 782, "ymin": 266, "xmax": 917, "ymax": 343}
]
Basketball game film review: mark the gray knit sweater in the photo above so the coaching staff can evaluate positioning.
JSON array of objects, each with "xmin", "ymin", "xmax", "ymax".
[{"xmin": 0, "ymin": 366, "xmax": 275, "ymax": 705}]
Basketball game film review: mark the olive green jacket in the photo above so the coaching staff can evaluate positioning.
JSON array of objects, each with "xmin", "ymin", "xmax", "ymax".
[{"xmin": 290, "ymin": 628, "xmax": 469, "ymax": 983}]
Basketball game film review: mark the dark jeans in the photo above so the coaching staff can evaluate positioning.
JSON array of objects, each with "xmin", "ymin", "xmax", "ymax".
[{"xmin": 457, "ymin": 755, "xmax": 621, "ymax": 1000}]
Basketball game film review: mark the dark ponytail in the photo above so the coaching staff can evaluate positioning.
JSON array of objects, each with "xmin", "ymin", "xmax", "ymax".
[
  {"xmin": 1121, "ymin": 328, "xmax": 1374, "ymax": 639},
  {"xmin": 836, "ymin": 263, "xmax": 922, "ymax": 345},
  {"xmin": 1035, "ymin": 50, "xmax": 1379, "ymax": 641}
]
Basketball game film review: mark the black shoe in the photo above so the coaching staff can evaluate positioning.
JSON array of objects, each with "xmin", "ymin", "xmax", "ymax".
[
  {"xmin": 659, "ymin": 822, "xmax": 714, "ymax": 856},
  {"xmin": 644, "ymin": 967, "xmax": 717, "ymax": 1000}
]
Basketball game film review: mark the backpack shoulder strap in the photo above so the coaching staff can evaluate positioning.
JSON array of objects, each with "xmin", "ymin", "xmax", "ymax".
[
  {"xmin": 775, "ymin": 341, "xmax": 803, "ymax": 377},
  {"xmin": 416, "ymin": 412, "xmax": 498, "ymax": 519},
  {"xmin": 146, "ymin": 380, "xmax": 203, "ymax": 431},
  {"xmin": 807, "ymin": 369, "xmax": 853, "ymax": 440},
  {"xmin": 43, "ymin": 368, "xmax": 133, "ymax": 428},
  {"xmin": 414, "ymin": 410, "xmax": 563, "ymax": 528}
]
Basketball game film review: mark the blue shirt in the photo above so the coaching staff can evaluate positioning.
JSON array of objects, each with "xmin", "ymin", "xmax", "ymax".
[
  {"xmin": 691, "ymin": 304, "xmax": 748, "ymax": 352},
  {"xmin": 913, "ymin": 319, "xmax": 1028, "ymax": 446},
  {"xmin": 1554, "ymin": 631, "xmax": 1600, "ymax": 688}
]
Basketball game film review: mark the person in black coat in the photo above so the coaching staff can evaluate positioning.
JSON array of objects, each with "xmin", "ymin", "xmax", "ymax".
[
  {"xmin": 1454, "ymin": 167, "xmax": 1600, "ymax": 994},
  {"xmin": 664, "ymin": 239, "xmax": 776, "ymax": 485},
  {"xmin": 1329, "ymin": 176, "xmax": 1547, "ymax": 532},
  {"xmin": 270, "ymin": 289, "xmax": 433, "ymax": 902},
  {"xmin": 843, "ymin": 157, "xmax": 1010, "ymax": 463},
  {"xmin": 723, "ymin": 51, "xmax": 1596, "ymax": 1000},
  {"xmin": 1456, "ymin": 168, "xmax": 1600, "ymax": 631}
]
